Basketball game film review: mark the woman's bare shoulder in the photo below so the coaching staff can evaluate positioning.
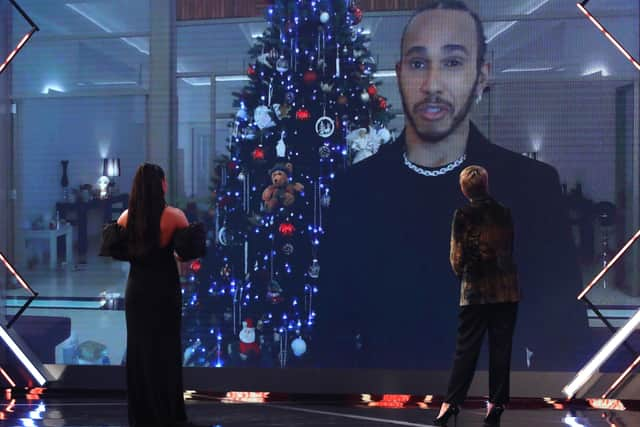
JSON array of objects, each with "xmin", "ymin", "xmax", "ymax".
[
  {"xmin": 117, "ymin": 209, "xmax": 128, "ymax": 227},
  {"xmin": 163, "ymin": 206, "xmax": 189, "ymax": 227}
]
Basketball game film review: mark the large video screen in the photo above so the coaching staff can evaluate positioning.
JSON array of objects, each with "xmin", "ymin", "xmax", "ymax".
[
  {"xmin": 5, "ymin": 0, "xmax": 639, "ymax": 374},
  {"xmin": 189, "ymin": 1, "xmax": 639, "ymax": 372}
]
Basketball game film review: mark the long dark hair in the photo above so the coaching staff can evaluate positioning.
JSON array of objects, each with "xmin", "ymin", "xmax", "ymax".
[{"xmin": 127, "ymin": 163, "xmax": 166, "ymax": 257}]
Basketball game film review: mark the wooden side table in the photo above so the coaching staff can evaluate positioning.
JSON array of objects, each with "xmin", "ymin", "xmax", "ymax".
[{"xmin": 23, "ymin": 223, "xmax": 74, "ymax": 269}]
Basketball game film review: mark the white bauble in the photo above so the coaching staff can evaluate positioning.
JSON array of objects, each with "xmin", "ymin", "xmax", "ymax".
[{"xmin": 291, "ymin": 337, "xmax": 307, "ymax": 357}]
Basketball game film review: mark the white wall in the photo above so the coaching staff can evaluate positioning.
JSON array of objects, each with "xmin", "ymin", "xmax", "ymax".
[{"xmin": 487, "ymin": 80, "xmax": 621, "ymax": 203}]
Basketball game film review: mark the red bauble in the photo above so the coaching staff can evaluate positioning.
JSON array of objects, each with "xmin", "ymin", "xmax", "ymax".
[
  {"xmin": 303, "ymin": 69, "xmax": 318, "ymax": 84},
  {"xmin": 190, "ymin": 260, "xmax": 201, "ymax": 272},
  {"xmin": 378, "ymin": 97, "xmax": 387, "ymax": 110},
  {"xmin": 247, "ymin": 65, "xmax": 256, "ymax": 76},
  {"xmin": 352, "ymin": 6, "xmax": 363, "ymax": 24},
  {"xmin": 252, "ymin": 147, "xmax": 265, "ymax": 160},
  {"xmin": 296, "ymin": 108, "xmax": 311, "ymax": 120},
  {"xmin": 367, "ymin": 85, "xmax": 377, "ymax": 96},
  {"xmin": 226, "ymin": 161, "xmax": 237, "ymax": 172},
  {"xmin": 278, "ymin": 222, "xmax": 296, "ymax": 236}
]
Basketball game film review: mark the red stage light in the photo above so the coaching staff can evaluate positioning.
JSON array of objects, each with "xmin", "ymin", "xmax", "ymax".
[
  {"xmin": 361, "ymin": 394, "xmax": 412, "ymax": 408},
  {"xmin": 222, "ymin": 391, "xmax": 270, "ymax": 403}
]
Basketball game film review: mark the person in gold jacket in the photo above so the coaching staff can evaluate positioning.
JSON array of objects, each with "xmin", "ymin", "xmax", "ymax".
[{"xmin": 434, "ymin": 165, "xmax": 519, "ymax": 427}]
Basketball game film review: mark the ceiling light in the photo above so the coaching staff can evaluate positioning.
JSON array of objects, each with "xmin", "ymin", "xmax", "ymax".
[{"xmin": 502, "ymin": 67, "xmax": 554, "ymax": 72}]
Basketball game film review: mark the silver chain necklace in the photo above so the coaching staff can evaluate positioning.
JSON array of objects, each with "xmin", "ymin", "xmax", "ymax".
[{"xmin": 403, "ymin": 152, "xmax": 467, "ymax": 177}]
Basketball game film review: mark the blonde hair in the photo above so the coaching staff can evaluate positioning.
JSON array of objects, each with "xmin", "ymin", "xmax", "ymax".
[{"xmin": 460, "ymin": 165, "xmax": 488, "ymax": 199}]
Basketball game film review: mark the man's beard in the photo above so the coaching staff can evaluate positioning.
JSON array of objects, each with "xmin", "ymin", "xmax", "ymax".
[{"xmin": 400, "ymin": 76, "xmax": 479, "ymax": 144}]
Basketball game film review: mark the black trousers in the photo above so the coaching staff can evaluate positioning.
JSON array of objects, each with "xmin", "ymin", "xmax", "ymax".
[{"xmin": 445, "ymin": 302, "xmax": 518, "ymax": 406}]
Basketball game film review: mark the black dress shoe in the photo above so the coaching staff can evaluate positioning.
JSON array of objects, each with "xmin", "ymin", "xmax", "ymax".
[
  {"xmin": 483, "ymin": 405, "xmax": 504, "ymax": 426},
  {"xmin": 433, "ymin": 405, "xmax": 459, "ymax": 426}
]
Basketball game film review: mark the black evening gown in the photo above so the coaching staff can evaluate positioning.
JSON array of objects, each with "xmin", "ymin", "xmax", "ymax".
[{"xmin": 100, "ymin": 222, "xmax": 205, "ymax": 427}]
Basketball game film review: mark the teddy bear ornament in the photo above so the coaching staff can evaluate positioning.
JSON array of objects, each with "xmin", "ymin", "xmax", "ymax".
[{"xmin": 262, "ymin": 162, "xmax": 304, "ymax": 212}]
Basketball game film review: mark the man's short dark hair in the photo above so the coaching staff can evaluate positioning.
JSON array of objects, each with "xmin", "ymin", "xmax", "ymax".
[{"xmin": 400, "ymin": 0, "xmax": 487, "ymax": 71}]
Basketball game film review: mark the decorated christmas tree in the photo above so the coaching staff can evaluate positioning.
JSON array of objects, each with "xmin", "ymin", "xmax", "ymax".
[{"xmin": 183, "ymin": 0, "xmax": 395, "ymax": 368}]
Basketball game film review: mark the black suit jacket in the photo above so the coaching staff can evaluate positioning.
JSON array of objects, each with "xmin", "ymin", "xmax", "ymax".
[{"xmin": 317, "ymin": 123, "xmax": 588, "ymax": 370}]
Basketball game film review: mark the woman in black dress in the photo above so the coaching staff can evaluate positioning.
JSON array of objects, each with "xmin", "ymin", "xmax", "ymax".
[{"xmin": 100, "ymin": 163, "xmax": 205, "ymax": 427}]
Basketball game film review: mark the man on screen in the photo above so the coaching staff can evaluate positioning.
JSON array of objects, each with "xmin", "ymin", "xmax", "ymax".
[{"xmin": 318, "ymin": 0, "xmax": 589, "ymax": 370}]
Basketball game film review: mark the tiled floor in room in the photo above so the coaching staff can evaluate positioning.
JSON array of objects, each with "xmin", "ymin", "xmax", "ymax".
[{"xmin": 1, "ymin": 393, "xmax": 638, "ymax": 427}]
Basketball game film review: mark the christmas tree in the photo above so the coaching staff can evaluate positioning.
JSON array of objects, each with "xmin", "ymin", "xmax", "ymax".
[{"xmin": 184, "ymin": 0, "xmax": 395, "ymax": 368}]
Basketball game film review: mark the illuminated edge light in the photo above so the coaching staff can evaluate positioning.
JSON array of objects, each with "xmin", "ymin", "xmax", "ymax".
[
  {"xmin": 0, "ymin": 326, "xmax": 47, "ymax": 386},
  {"xmin": 0, "ymin": 29, "xmax": 36, "ymax": 74},
  {"xmin": 0, "ymin": 368, "xmax": 16, "ymax": 388},
  {"xmin": 601, "ymin": 353, "xmax": 640, "ymax": 399},
  {"xmin": 576, "ymin": 2, "xmax": 640, "ymax": 72},
  {"xmin": 0, "ymin": 252, "xmax": 36, "ymax": 296},
  {"xmin": 562, "ymin": 308, "xmax": 640, "ymax": 399},
  {"xmin": 578, "ymin": 229, "xmax": 640, "ymax": 300}
]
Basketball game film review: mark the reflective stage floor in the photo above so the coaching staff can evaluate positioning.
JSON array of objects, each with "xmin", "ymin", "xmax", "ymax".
[{"xmin": 1, "ymin": 390, "xmax": 639, "ymax": 427}]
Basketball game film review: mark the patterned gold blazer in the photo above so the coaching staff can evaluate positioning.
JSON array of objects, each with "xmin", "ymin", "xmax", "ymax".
[{"xmin": 450, "ymin": 196, "xmax": 520, "ymax": 306}]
